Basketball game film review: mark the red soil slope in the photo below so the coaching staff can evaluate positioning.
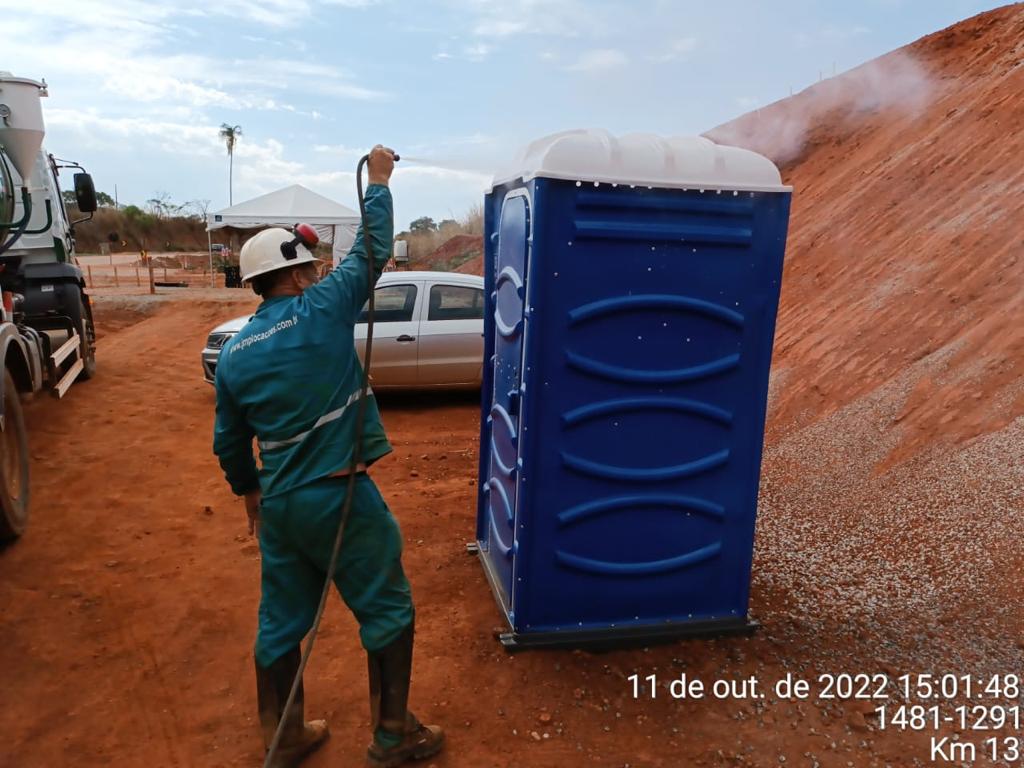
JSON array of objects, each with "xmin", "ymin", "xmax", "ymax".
[
  {"xmin": 708, "ymin": 3, "xmax": 1024, "ymax": 468},
  {"xmin": 409, "ymin": 233, "xmax": 483, "ymax": 272}
]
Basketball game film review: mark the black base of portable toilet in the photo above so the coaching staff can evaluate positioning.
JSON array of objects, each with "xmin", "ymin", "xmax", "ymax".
[
  {"xmin": 474, "ymin": 130, "xmax": 792, "ymax": 650},
  {"xmin": 468, "ymin": 542, "xmax": 758, "ymax": 650}
]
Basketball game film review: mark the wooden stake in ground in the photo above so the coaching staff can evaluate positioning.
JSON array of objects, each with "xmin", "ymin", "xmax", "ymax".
[
  {"xmin": 113, "ymin": 266, "xmax": 119, "ymax": 287},
  {"xmin": 146, "ymin": 252, "xmax": 155, "ymax": 295}
]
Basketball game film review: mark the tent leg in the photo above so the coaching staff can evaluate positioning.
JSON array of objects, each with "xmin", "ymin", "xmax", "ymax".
[{"xmin": 207, "ymin": 229, "xmax": 214, "ymax": 287}]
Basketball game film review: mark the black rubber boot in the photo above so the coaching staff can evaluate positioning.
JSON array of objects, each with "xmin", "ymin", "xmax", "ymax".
[
  {"xmin": 365, "ymin": 621, "xmax": 444, "ymax": 768},
  {"xmin": 255, "ymin": 647, "xmax": 329, "ymax": 768}
]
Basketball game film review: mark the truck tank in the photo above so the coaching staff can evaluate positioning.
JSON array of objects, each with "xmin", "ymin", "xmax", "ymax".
[{"xmin": 0, "ymin": 73, "xmax": 100, "ymax": 538}]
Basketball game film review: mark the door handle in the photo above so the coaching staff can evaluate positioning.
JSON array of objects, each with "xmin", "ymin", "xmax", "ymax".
[
  {"xmin": 507, "ymin": 388, "xmax": 520, "ymax": 416},
  {"xmin": 396, "ymin": 334, "xmax": 416, "ymax": 342}
]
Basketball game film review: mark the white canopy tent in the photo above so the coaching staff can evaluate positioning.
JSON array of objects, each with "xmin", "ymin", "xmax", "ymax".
[{"xmin": 206, "ymin": 184, "xmax": 361, "ymax": 267}]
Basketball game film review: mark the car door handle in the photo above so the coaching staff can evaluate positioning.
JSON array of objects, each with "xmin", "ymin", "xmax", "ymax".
[{"xmin": 396, "ymin": 334, "xmax": 416, "ymax": 342}]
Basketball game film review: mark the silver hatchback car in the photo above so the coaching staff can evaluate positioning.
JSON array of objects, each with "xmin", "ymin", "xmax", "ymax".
[{"xmin": 202, "ymin": 271, "xmax": 485, "ymax": 389}]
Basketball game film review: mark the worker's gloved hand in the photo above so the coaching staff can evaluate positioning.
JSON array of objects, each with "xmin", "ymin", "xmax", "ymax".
[
  {"xmin": 367, "ymin": 144, "xmax": 397, "ymax": 187},
  {"xmin": 244, "ymin": 489, "xmax": 262, "ymax": 537}
]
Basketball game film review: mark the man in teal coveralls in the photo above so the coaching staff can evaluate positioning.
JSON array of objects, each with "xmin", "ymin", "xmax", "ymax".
[{"xmin": 213, "ymin": 146, "xmax": 443, "ymax": 768}]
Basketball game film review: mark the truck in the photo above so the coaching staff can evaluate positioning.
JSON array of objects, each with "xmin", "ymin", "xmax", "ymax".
[{"xmin": 0, "ymin": 73, "xmax": 99, "ymax": 540}]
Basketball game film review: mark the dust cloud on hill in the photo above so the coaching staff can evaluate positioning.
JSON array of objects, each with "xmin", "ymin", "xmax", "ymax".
[{"xmin": 708, "ymin": 3, "xmax": 1024, "ymax": 468}]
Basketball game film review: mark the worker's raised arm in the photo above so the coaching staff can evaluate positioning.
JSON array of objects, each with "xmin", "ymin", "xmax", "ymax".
[
  {"xmin": 305, "ymin": 145, "xmax": 395, "ymax": 323},
  {"xmin": 212, "ymin": 361, "xmax": 260, "ymax": 497}
]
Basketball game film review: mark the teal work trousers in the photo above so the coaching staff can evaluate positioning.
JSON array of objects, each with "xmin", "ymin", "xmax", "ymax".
[{"xmin": 254, "ymin": 473, "xmax": 414, "ymax": 668}]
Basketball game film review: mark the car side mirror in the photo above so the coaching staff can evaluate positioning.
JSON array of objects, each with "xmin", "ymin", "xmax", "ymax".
[{"xmin": 74, "ymin": 173, "xmax": 98, "ymax": 213}]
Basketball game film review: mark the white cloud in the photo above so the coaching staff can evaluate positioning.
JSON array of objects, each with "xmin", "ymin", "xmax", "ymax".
[
  {"xmin": 474, "ymin": 18, "xmax": 528, "ymax": 36},
  {"xmin": 234, "ymin": 139, "xmax": 305, "ymax": 184},
  {"xmin": 0, "ymin": 0, "xmax": 318, "ymax": 31},
  {"xmin": 432, "ymin": 41, "xmax": 495, "ymax": 63},
  {"xmin": 0, "ymin": 0, "xmax": 388, "ymax": 123},
  {"xmin": 45, "ymin": 102, "xmax": 490, "ymax": 225},
  {"xmin": 464, "ymin": 43, "xmax": 494, "ymax": 61},
  {"xmin": 650, "ymin": 36, "xmax": 698, "ymax": 63},
  {"xmin": 566, "ymin": 49, "xmax": 629, "ymax": 74},
  {"xmin": 312, "ymin": 144, "xmax": 367, "ymax": 162},
  {"xmin": 226, "ymin": 59, "xmax": 390, "ymax": 101},
  {"xmin": 0, "ymin": 0, "xmax": 175, "ymax": 34},
  {"xmin": 209, "ymin": 0, "xmax": 314, "ymax": 27},
  {"xmin": 3, "ymin": 23, "xmax": 387, "ymax": 113},
  {"xmin": 102, "ymin": 69, "xmax": 249, "ymax": 110},
  {"xmin": 44, "ymin": 109, "xmax": 226, "ymax": 157},
  {"xmin": 460, "ymin": 0, "xmax": 608, "ymax": 38}
]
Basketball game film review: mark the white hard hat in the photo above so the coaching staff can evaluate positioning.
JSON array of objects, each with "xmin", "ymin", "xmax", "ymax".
[{"xmin": 240, "ymin": 225, "xmax": 320, "ymax": 283}]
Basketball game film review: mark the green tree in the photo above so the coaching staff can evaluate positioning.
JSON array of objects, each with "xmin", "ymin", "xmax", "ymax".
[
  {"xmin": 219, "ymin": 123, "xmax": 243, "ymax": 205},
  {"xmin": 122, "ymin": 205, "xmax": 158, "ymax": 249},
  {"xmin": 145, "ymin": 192, "xmax": 183, "ymax": 219},
  {"xmin": 409, "ymin": 216, "xmax": 437, "ymax": 233},
  {"xmin": 62, "ymin": 189, "xmax": 116, "ymax": 207}
]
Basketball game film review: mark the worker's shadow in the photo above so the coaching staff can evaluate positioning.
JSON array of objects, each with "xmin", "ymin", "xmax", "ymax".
[{"xmin": 375, "ymin": 388, "xmax": 481, "ymax": 412}]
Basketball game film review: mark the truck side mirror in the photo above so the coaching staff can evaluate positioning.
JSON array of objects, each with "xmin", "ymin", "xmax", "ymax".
[{"xmin": 74, "ymin": 173, "xmax": 98, "ymax": 213}]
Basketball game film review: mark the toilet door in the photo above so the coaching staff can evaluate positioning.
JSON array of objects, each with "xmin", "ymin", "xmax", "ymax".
[{"xmin": 481, "ymin": 190, "xmax": 530, "ymax": 608}]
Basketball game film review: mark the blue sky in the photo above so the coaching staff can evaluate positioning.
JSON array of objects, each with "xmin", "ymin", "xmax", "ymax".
[{"xmin": 1, "ymin": 0, "xmax": 1003, "ymax": 231}]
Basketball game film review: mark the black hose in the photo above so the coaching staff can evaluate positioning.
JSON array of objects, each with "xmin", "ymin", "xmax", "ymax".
[
  {"xmin": 261, "ymin": 152, "xmax": 383, "ymax": 767},
  {"xmin": 0, "ymin": 188, "xmax": 33, "ymax": 257}
]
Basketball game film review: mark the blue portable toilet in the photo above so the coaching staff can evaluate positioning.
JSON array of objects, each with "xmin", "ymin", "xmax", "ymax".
[{"xmin": 473, "ymin": 130, "xmax": 792, "ymax": 648}]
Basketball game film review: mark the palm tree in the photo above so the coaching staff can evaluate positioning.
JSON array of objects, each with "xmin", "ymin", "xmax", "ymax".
[{"xmin": 219, "ymin": 123, "xmax": 242, "ymax": 205}]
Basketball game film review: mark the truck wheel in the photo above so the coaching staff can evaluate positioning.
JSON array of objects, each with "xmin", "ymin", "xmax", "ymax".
[
  {"xmin": 0, "ymin": 370, "xmax": 30, "ymax": 541},
  {"xmin": 66, "ymin": 288, "xmax": 97, "ymax": 380}
]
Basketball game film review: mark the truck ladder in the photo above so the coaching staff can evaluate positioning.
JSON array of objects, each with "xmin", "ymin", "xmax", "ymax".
[{"xmin": 51, "ymin": 332, "xmax": 84, "ymax": 398}]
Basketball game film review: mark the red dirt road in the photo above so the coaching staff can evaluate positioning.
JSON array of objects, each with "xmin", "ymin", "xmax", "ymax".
[{"xmin": 0, "ymin": 285, "xmax": 1019, "ymax": 768}]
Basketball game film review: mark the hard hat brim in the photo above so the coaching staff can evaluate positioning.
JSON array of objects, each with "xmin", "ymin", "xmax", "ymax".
[{"xmin": 241, "ymin": 252, "xmax": 321, "ymax": 284}]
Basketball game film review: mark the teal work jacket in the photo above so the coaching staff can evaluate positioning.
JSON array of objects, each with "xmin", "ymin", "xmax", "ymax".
[{"xmin": 213, "ymin": 184, "xmax": 393, "ymax": 499}]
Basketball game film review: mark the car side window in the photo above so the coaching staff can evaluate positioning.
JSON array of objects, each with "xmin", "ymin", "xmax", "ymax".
[
  {"xmin": 358, "ymin": 284, "xmax": 418, "ymax": 323},
  {"xmin": 427, "ymin": 285, "xmax": 485, "ymax": 322}
]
